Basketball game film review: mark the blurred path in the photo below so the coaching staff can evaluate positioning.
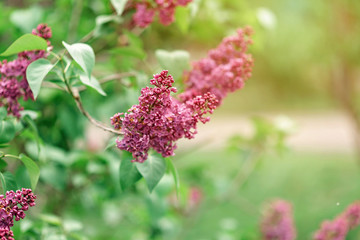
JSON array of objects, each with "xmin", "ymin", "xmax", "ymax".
[{"xmin": 177, "ymin": 111, "xmax": 355, "ymax": 154}]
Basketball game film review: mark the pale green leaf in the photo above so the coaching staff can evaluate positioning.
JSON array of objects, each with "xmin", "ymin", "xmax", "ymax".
[
  {"xmin": 0, "ymin": 34, "xmax": 48, "ymax": 56},
  {"xmin": 26, "ymin": 59, "xmax": 54, "ymax": 99},
  {"xmin": 110, "ymin": 0, "xmax": 129, "ymax": 15},
  {"xmin": 10, "ymin": 7, "xmax": 43, "ymax": 33},
  {"xmin": 62, "ymin": 42, "xmax": 95, "ymax": 79},
  {"xmin": 19, "ymin": 154, "xmax": 40, "ymax": 190},
  {"xmin": 79, "ymin": 72, "xmax": 106, "ymax": 96},
  {"xmin": 155, "ymin": 50, "xmax": 190, "ymax": 80}
]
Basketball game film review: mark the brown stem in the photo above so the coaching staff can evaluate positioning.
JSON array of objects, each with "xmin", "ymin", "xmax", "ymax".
[
  {"xmin": 70, "ymin": 88, "xmax": 123, "ymax": 135},
  {"xmin": 60, "ymin": 60, "xmax": 122, "ymax": 135}
]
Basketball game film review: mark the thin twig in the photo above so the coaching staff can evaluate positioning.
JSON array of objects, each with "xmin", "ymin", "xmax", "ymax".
[
  {"xmin": 71, "ymin": 88, "xmax": 123, "ymax": 135},
  {"xmin": 60, "ymin": 60, "xmax": 123, "ymax": 135}
]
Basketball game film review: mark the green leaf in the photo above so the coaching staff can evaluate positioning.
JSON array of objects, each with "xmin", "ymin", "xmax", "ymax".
[
  {"xmin": 39, "ymin": 214, "xmax": 62, "ymax": 226},
  {"xmin": 166, "ymin": 158, "xmax": 180, "ymax": 198},
  {"xmin": 119, "ymin": 151, "xmax": 142, "ymax": 191},
  {"xmin": 155, "ymin": 50, "xmax": 190, "ymax": 80},
  {"xmin": 26, "ymin": 59, "xmax": 54, "ymax": 99},
  {"xmin": 0, "ymin": 159, "xmax": 7, "ymax": 171},
  {"xmin": 10, "ymin": 6, "xmax": 43, "ymax": 33},
  {"xmin": 62, "ymin": 41, "xmax": 95, "ymax": 80},
  {"xmin": 0, "ymin": 171, "xmax": 18, "ymax": 194},
  {"xmin": 19, "ymin": 154, "xmax": 40, "ymax": 190},
  {"xmin": 0, "ymin": 120, "xmax": 16, "ymax": 144},
  {"xmin": 136, "ymin": 152, "xmax": 166, "ymax": 193},
  {"xmin": 0, "ymin": 34, "xmax": 48, "ymax": 57},
  {"xmin": 94, "ymin": 15, "xmax": 123, "ymax": 37},
  {"xmin": 79, "ymin": 72, "xmax": 106, "ymax": 96},
  {"xmin": 111, "ymin": 0, "xmax": 129, "ymax": 15},
  {"xmin": 3, "ymin": 172, "xmax": 18, "ymax": 192},
  {"xmin": 175, "ymin": 6, "xmax": 191, "ymax": 34}
]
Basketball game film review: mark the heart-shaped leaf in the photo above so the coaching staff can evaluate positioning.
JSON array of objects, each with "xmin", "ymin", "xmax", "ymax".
[
  {"xmin": 62, "ymin": 41, "xmax": 95, "ymax": 80},
  {"xmin": 136, "ymin": 152, "xmax": 166, "ymax": 192},
  {"xmin": 26, "ymin": 58, "xmax": 54, "ymax": 99}
]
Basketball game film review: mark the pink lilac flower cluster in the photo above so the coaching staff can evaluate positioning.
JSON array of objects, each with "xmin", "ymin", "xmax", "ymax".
[
  {"xmin": 132, "ymin": 0, "xmax": 193, "ymax": 28},
  {"xmin": 111, "ymin": 70, "xmax": 217, "ymax": 162},
  {"xmin": 260, "ymin": 200, "xmax": 296, "ymax": 240},
  {"xmin": 112, "ymin": 28, "xmax": 253, "ymax": 162},
  {"xmin": 314, "ymin": 201, "xmax": 360, "ymax": 240},
  {"xmin": 179, "ymin": 27, "xmax": 254, "ymax": 106},
  {"xmin": 0, "ymin": 188, "xmax": 36, "ymax": 240},
  {"xmin": 0, "ymin": 24, "xmax": 52, "ymax": 117}
]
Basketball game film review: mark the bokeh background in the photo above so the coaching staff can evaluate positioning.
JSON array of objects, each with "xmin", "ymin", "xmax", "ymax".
[{"xmin": 1, "ymin": 0, "xmax": 360, "ymax": 239}]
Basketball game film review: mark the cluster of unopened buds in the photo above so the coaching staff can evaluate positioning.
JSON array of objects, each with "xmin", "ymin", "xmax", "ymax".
[
  {"xmin": 132, "ymin": 0, "xmax": 193, "ymax": 28},
  {"xmin": 260, "ymin": 200, "xmax": 360, "ymax": 240},
  {"xmin": 112, "ymin": 27, "xmax": 253, "ymax": 162},
  {"xmin": 0, "ymin": 188, "xmax": 37, "ymax": 240},
  {"xmin": 0, "ymin": 24, "xmax": 52, "ymax": 117}
]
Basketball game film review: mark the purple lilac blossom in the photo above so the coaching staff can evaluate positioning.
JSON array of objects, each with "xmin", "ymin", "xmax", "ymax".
[
  {"xmin": 132, "ymin": 0, "xmax": 193, "ymax": 28},
  {"xmin": 0, "ymin": 188, "xmax": 36, "ymax": 240},
  {"xmin": 0, "ymin": 24, "xmax": 52, "ymax": 117},
  {"xmin": 179, "ymin": 27, "xmax": 254, "ymax": 106},
  {"xmin": 314, "ymin": 201, "xmax": 360, "ymax": 240},
  {"xmin": 111, "ymin": 70, "xmax": 218, "ymax": 162},
  {"xmin": 260, "ymin": 200, "xmax": 296, "ymax": 240}
]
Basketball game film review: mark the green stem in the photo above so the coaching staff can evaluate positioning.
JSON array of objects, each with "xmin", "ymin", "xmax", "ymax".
[{"xmin": 4, "ymin": 154, "xmax": 20, "ymax": 160}]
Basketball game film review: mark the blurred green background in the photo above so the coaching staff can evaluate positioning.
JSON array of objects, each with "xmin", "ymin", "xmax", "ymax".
[{"xmin": 1, "ymin": 0, "xmax": 360, "ymax": 239}]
